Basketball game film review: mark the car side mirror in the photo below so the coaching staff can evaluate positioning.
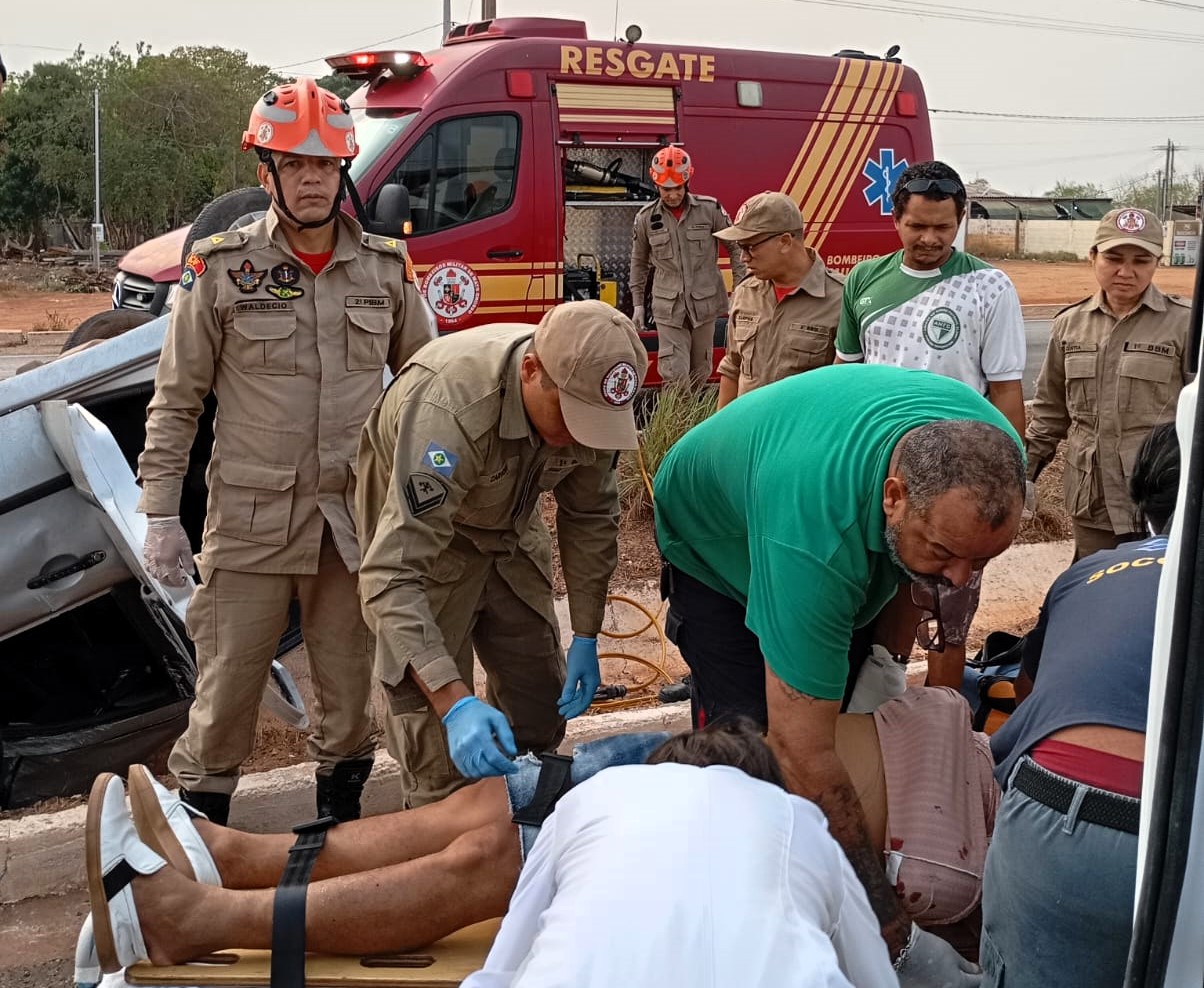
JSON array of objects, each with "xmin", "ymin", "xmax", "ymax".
[{"xmin": 371, "ymin": 183, "xmax": 412, "ymax": 236}]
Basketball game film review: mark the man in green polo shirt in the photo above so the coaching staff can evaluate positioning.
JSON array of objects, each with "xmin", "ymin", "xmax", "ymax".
[{"xmin": 654, "ymin": 363, "xmax": 1025, "ymax": 984}]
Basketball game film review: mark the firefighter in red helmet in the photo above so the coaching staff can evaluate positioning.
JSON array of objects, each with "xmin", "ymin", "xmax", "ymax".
[
  {"xmin": 136, "ymin": 78, "xmax": 434, "ymax": 825},
  {"xmin": 629, "ymin": 146, "xmax": 747, "ymax": 384}
]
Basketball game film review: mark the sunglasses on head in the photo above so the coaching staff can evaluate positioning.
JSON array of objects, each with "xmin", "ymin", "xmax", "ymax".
[{"xmin": 901, "ymin": 178, "xmax": 963, "ymax": 196}]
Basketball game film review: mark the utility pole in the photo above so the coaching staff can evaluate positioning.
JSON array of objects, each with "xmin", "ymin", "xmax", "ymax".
[
  {"xmin": 92, "ymin": 86, "xmax": 103, "ymax": 273},
  {"xmin": 1168, "ymin": 138, "xmax": 1176, "ymax": 222},
  {"xmin": 1152, "ymin": 139, "xmax": 1179, "ymax": 222},
  {"xmin": 443, "ymin": 0, "xmax": 452, "ymax": 39},
  {"xmin": 481, "ymin": 0, "xmax": 496, "ymax": 18}
]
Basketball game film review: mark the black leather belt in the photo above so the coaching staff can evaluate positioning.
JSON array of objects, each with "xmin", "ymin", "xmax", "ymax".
[{"xmin": 1015, "ymin": 758, "xmax": 1140, "ymax": 835}]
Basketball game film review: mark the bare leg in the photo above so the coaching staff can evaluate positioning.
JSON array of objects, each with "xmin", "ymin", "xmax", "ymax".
[
  {"xmin": 201, "ymin": 777, "xmax": 510, "ymax": 889},
  {"xmin": 134, "ymin": 817, "xmax": 522, "ymax": 963}
]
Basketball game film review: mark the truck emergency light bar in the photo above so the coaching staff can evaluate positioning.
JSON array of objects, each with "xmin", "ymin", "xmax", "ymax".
[{"xmin": 326, "ymin": 50, "xmax": 432, "ymax": 82}]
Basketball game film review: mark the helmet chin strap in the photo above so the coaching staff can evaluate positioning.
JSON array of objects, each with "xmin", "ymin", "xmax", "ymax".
[{"xmin": 259, "ymin": 149, "xmax": 352, "ymax": 231}]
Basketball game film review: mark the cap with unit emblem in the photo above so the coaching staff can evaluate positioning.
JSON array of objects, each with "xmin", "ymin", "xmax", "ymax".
[
  {"xmin": 533, "ymin": 300, "xmax": 649, "ymax": 450},
  {"xmin": 714, "ymin": 191, "xmax": 805, "ymax": 241},
  {"xmin": 1094, "ymin": 207, "xmax": 1164, "ymax": 258}
]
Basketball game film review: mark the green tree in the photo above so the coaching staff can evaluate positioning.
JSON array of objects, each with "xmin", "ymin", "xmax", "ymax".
[
  {"xmin": 316, "ymin": 73, "xmax": 360, "ymax": 100},
  {"xmin": 1044, "ymin": 180, "xmax": 1109, "ymax": 198},
  {"xmin": 0, "ymin": 44, "xmax": 281, "ymax": 248}
]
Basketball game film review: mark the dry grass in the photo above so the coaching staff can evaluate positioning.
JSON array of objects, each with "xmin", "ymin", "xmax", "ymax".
[
  {"xmin": 620, "ymin": 384, "xmax": 718, "ymax": 519},
  {"xmin": 30, "ymin": 310, "xmax": 72, "ymax": 332},
  {"xmin": 1017, "ymin": 442, "xmax": 1073, "ymax": 544}
]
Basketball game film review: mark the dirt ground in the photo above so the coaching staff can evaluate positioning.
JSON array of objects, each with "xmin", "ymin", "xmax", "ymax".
[
  {"xmin": 993, "ymin": 258, "xmax": 1196, "ymax": 305},
  {"xmin": 0, "ymin": 262, "xmax": 113, "ymax": 333}
]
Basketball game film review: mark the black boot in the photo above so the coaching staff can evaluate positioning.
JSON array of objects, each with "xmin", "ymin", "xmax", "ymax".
[
  {"xmin": 316, "ymin": 757, "xmax": 374, "ymax": 822},
  {"xmin": 180, "ymin": 789, "xmax": 231, "ymax": 827}
]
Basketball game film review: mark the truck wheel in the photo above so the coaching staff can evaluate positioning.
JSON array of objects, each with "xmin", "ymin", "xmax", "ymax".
[
  {"xmin": 180, "ymin": 187, "xmax": 271, "ymax": 267},
  {"xmin": 60, "ymin": 309, "xmax": 156, "ymax": 353}
]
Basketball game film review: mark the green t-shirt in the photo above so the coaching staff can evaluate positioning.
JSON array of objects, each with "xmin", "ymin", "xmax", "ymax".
[{"xmin": 653, "ymin": 364, "xmax": 1022, "ymax": 700}]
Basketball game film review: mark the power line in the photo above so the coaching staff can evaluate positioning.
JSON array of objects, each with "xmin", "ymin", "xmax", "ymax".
[
  {"xmin": 270, "ymin": 22, "xmax": 443, "ymax": 71},
  {"xmin": 790, "ymin": 0, "xmax": 1204, "ymax": 45},
  {"xmin": 1125, "ymin": 0, "xmax": 1204, "ymax": 11},
  {"xmin": 933, "ymin": 108, "xmax": 1204, "ymax": 122},
  {"xmin": 3, "ymin": 42, "xmax": 79, "ymax": 54}
]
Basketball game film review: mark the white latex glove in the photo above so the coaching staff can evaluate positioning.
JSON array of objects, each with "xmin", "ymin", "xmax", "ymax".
[
  {"xmin": 632, "ymin": 304, "xmax": 646, "ymax": 328},
  {"xmin": 1022, "ymin": 479, "xmax": 1037, "ymax": 522},
  {"xmin": 897, "ymin": 925, "xmax": 982, "ymax": 988},
  {"xmin": 143, "ymin": 515, "xmax": 195, "ymax": 587},
  {"xmin": 847, "ymin": 645, "xmax": 908, "ymax": 714}
]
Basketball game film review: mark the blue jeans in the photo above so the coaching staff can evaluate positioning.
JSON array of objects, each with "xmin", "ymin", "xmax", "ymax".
[
  {"xmin": 504, "ymin": 732, "xmax": 672, "ymax": 858},
  {"xmin": 980, "ymin": 757, "xmax": 1139, "ymax": 988}
]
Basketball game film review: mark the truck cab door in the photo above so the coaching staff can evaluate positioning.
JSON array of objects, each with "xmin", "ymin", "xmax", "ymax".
[{"xmin": 372, "ymin": 103, "xmax": 549, "ymax": 331}]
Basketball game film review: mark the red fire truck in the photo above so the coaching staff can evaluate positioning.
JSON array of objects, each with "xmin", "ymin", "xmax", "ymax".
[{"xmin": 113, "ymin": 16, "xmax": 934, "ymax": 382}]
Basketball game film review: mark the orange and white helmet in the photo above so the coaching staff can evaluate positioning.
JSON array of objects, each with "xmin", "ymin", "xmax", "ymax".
[
  {"xmin": 650, "ymin": 146, "xmax": 694, "ymax": 188},
  {"xmin": 242, "ymin": 77, "xmax": 358, "ymax": 160}
]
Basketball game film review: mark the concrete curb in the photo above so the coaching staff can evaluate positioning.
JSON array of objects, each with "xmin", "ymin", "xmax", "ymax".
[{"xmin": 0, "ymin": 703, "xmax": 691, "ymax": 905}]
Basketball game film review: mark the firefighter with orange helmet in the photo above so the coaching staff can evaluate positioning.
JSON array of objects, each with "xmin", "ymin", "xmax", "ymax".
[
  {"xmin": 629, "ymin": 146, "xmax": 747, "ymax": 384},
  {"xmin": 136, "ymin": 77, "xmax": 434, "ymax": 825}
]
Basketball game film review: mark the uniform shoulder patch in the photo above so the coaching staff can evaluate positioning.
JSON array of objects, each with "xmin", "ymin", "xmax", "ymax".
[
  {"xmin": 362, "ymin": 233, "xmax": 410, "ymax": 257},
  {"xmin": 826, "ymin": 268, "xmax": 847, "ymax": 286},
  {"xmin": 635, "ymin": 201, "xmax": 656, "ymax": 218},
  {"xmin": 404, "ymin": 472, "xmax": 448, "ymax": 517},
  {"xmin": 691, "ymin": 194, "xmax": 719, "ymax": 205},
  {"xmin": 1167, "ymin": 293, "xmax": 1192, "ymax": 308},
  {"xmin": 1054, "ymin": 295, "xmax": 1094, "ymax": 318},
  {"xmin": 362, "ymin": 234, "xmax": 414, "ymax": 281},
  {"xmin": 190, "ymin": 229, "xmax": 250, "ymax": 258}
]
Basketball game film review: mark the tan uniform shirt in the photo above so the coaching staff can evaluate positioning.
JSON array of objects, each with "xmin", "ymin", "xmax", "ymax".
[
  {"xmin": 717, "ymin": 249, "xmax": 844, "ymax": 395},
  {"xmin": 630, "ymin": 194, "xmax": 748, "ymax": 328},
  {"xmin": 356, "ymin": 326, "xmax": 622, "ymax": 695},
  {"xmin": 137, "ymin": 209, "xmax": 434, "ymax": 574},
  {"xmin": 1027, "ymin": 284, "xmax": 1191, "ymax": 534}
]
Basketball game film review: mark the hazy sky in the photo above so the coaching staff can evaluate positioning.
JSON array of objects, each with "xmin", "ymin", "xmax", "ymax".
[{"xmin": 7, "ymin": 0, "xmax": 1204, "ymax": 196}]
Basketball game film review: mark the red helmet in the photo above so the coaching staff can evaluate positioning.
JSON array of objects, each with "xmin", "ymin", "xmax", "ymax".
[
  {"xmin": 650, "ymin": 146, "xmax": 694, "ymax": 188},
  {"xmin": 242, "ymin": 77, "xmax": 358, "ymax": 160}
]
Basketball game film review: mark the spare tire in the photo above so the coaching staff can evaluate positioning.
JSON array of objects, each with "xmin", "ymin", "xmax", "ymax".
[
  {"xmin": 60, "ymin": 309, "xmax": 156, "ymax": 353},
  {"xmin": 180, "ymin": 187, "xmax": 271, "ymax": 267}
]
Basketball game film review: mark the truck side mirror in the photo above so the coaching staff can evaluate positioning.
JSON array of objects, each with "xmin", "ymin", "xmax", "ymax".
[{"xmin": 371, "ymin": 183, "xmax": 412, "ymax": 236}]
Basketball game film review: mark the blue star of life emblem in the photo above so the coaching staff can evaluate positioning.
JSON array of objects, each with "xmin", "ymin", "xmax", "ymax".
[{"xmin": 863, "ymin": 149, "xmax": 909, "ymax": 216}]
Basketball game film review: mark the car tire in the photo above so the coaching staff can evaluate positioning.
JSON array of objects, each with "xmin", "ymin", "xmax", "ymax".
[
  {"xmin": 60, "ymin": 309, "xmax": 156, "ymax": 353},
  {"xmin": 180, "ymin": 187, "xmax": 271, "ymax": 267}
]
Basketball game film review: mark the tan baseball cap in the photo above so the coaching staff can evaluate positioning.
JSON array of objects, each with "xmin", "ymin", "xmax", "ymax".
[
  {"xmin": 1094, "ymin": 207, "xmax": 1164, "ymax": 257},
  {"xmin": 534, "ymin": 300, "xmax": 648, "ymax": 450},
  {"xmin": 714, "ymin": 191, "xmax": 805, "ymax": 241}
]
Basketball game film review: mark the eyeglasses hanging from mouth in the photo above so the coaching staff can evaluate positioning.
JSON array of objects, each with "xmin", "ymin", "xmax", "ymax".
[{"xmin": 910, "ymin": 581, "xmax": 947, "ymax": 653}]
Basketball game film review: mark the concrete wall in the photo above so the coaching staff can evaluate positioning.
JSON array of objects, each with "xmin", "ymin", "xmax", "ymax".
[
  {"xmin": 966, "ymin": 219, "xmax": 1016, "ymax": 257},
  {"xmin": 1020, "ymin": 220, "xmax": 1099, "ymax": 257}
]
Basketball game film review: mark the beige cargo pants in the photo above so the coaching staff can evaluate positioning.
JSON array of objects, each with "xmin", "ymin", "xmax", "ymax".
[
  {"xmin": 382, "ymin": 544, "xmax": 567, "ymax": 808},
  {"xmin": 656, "ymin": 318, "xmax": 717, "ymax": 386},
  {"xmin": 169, "ymin": 526, "xmax": 377, "ymax": 795}
]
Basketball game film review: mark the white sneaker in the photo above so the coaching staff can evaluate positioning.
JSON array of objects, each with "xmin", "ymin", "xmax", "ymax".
[
  {"xmin": 127, "ymin": 764, "xmax": 222, "ymax": 886},
  {"xmin": 85, "ymin": 773, "xmax": 165, "ymax": 974}
]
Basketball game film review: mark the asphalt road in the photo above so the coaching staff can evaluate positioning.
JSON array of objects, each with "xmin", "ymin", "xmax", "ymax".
[
  {"xmin": 1023, "ymin": 320, "xmax": 1052, "ymax": 399},
  {"xmin": 0, "ymin": 321, "xmax": 1057, "ymax": 388}
]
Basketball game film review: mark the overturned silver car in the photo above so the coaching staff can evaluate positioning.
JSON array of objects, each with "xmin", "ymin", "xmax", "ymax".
[{"xmin": 0, "ymin": 319, "xmax": 304, "ymax": 810}]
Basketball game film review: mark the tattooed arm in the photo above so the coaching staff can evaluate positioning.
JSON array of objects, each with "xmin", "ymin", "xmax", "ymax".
[{"xmin": 764, "ymin": 666, "xmax": 913, "ymax": 959}]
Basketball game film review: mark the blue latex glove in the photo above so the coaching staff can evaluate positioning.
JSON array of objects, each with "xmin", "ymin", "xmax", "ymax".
[
  {"xmin": 558, "ymin": 635, "xmax": 601, "ymax": 719},
  {"xmin": 441, "ymin": 697, "xmax": 518, "ymax": 778}
]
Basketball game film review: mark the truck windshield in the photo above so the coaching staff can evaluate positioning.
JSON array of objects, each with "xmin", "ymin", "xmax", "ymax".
[{"xmin": 348, "ymin": 109, "xmax": 419, "ymax": 185}]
